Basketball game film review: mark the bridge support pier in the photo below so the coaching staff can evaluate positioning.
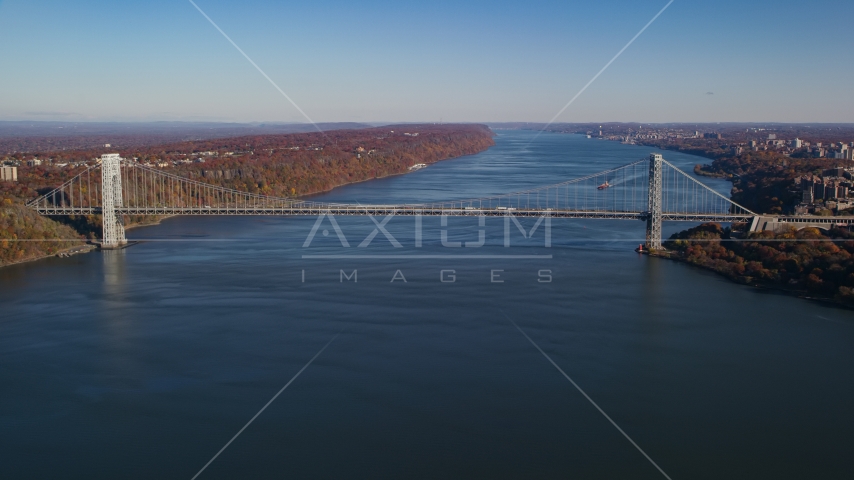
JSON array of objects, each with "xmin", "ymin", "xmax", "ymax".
[
  {"xmin": 101, "ymin": 154, "xmax": 126, "ymax": 249},
  {"xmin": 646, "ymin": 153, "xmax": 663, "ymax": 250}
]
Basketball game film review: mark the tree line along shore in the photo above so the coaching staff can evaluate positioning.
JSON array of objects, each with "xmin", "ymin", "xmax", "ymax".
[{"xmin": 0, "ymin": 124, "xmax": 495, "ymax": 267}]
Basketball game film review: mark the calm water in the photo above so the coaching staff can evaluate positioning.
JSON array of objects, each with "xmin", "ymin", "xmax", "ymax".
[{"xmin": 1, "ymin": 131, "xmax": 853, "ymax": 479}]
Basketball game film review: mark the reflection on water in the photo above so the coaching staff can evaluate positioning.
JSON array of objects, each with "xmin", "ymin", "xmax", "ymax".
[
  {"xmin": 641, "ymin": 252, "xmax": 664, "ymax": 319},
  {"xmin": 99, "ymin": 248, "xmax": 137, "ymax": 376},
  {"xmin": 102, "ymin": 248, "xmax": 127, "ymax": 295}
]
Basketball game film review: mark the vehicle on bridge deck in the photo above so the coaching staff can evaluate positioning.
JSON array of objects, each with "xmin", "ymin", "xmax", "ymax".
[{"xmin": 598, "ymin": 181, "xmax": 611, "ymax": 190}]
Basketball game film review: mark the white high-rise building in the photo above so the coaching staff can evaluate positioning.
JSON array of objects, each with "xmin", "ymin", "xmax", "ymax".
[{"xmin": 0, "ymin": 166, "xmax": 17, "ymax": 182}]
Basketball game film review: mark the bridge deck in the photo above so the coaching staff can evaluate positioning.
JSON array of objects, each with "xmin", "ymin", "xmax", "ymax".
[{"xmin": 32, "ymin": 205, "xmax": 756, "ymax": 223}]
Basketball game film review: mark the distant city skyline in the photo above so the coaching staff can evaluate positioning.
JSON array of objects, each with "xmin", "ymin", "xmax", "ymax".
[{"xmin": 1, "ymin": 0, "xmax": 852, "ymax": 123}]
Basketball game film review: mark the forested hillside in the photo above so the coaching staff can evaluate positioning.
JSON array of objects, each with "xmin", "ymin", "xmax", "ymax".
[
  {"xmin": 0, "ymin": 202, "xmax": 86, "ymax": 266},
  {"xmin": 0, "ymin": 124, "xmax": 495, "ymax": 266},
  {"xmin": 665, "ymin": 223, "xmax": 854, "ymax": 306}
]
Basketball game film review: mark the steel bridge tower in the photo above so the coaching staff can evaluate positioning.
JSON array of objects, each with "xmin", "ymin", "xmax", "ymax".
[
  {"xmin": 100, "ymin": 154, "xmax": 126, "ymax": 248},
  {"xmin": 646, "ymin": 153, "xmax": 663, "ymax": 250}
]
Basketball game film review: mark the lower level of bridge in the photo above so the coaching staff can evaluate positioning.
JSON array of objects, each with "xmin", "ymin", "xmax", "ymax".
[{"xmin": 33, "ymin": 152, "xmax": 833, "ymax": 251}]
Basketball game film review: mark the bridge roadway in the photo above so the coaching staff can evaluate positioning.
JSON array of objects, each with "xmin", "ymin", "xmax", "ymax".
[{"xmin": 33, "ymin": 204, "xmax": 756, "ymax": 224}]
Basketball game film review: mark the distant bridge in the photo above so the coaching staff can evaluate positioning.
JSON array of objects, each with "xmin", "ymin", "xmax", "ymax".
[{"xmin": 28, "ymin": 153, "xmax": 780, "ymax": 249}]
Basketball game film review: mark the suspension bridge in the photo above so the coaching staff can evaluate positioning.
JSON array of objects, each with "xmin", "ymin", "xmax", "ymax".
[{"xmin": 28, "ymin": 153, "xmax": 762, "ymax": 250}]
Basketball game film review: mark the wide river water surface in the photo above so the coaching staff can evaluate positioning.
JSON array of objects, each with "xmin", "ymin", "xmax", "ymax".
[{"xmin": 1, "ymin": 131, "xmax": 853, "ymax": 479}]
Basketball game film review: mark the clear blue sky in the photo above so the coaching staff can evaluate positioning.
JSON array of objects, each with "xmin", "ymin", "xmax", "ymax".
[{"xmin": 1, "ymin": 0, "xmax": 852, "ymax": 123}]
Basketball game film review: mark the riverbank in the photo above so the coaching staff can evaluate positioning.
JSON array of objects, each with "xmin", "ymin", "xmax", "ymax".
[
  {"xmin": 299, "ymin": 160, "xmax": 439, "ymax": 199},
  {"xmin": 0, "ymin": 242, "xmax": 94, "ymax": 269},
  {"xmin": 125, "ymin": 215, "xmax": 176, "ymax": 231},
  {"xmin": 0, "ymin": 216, "xmax": 165, "ymax": 270},
  {"xmin": 1, "ymin": 138, "xmax": 494, "ymax": 269},
  {"xmin": 0, "ymin": 163, "xmax": 434, "ymax": 270},
  {"xmin": 1, "ymin": 124, "xmax": 494, "ymax": 269},
  {"xmin": 650, "ymin": 249, "xmax": 854, "ymax": 310},
  {"xmin": 0, "ymin": 204, "xmax": 88, "ymax": 268},
  {"xmin": 693, "ymin": 164, "xmax": 729, "ymax": 178},
  {"xmin": 657, "ymin": 223, "xmax": 854, "ymax": 310}
]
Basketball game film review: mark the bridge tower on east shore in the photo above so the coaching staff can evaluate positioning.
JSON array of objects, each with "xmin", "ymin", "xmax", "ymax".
[
  {"xmin": 100, "ymin": 154, "xmax": 127, "ymax": 249},
  {"xmin": 646, "ymin": 153, "xmax": 663, "ymax": 250}
]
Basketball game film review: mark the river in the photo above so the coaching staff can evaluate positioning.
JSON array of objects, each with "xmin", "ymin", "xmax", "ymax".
[{"xmin": 1, "ymin": 130, "xmax": 852, "ymax": 479}]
